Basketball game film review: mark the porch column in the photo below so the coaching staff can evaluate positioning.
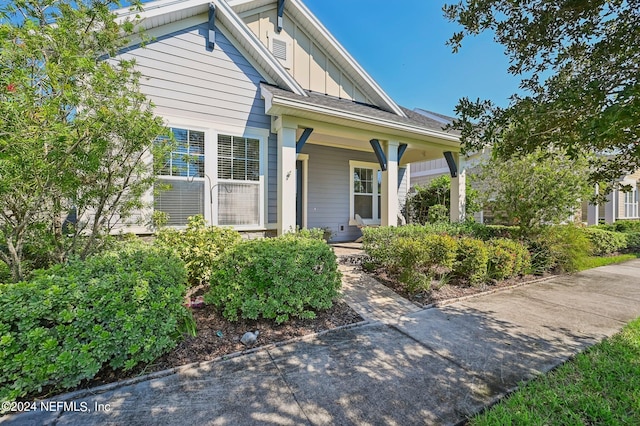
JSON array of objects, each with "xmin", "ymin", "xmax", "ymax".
[
  {"xmin": 587, "ymin": 183, "xmax": 599, "ymax": 225},
  {"xmin": 276, "ymin": 118, "xmax": 297, "ymax": 235},
  {"xmin": 450, "ymin": 153, "xmax": 466, "ymax": 222},
  {"xmin": 381, "ymin": 140, "xmax": 399, "ymax": 227}
]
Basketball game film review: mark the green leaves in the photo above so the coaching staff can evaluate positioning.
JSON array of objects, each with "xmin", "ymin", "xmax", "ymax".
[
  {"xmin": 0, "ymin": 0, "xmax": 169, "ymax": 281},
  {"xmin": 0, "ymin": 243, "xmax": 191, "ymax": 405},
  {"xmin": 445, "ymin": 0, "xmax": 640, "ymax": 189},
  {"xmin": 204, "ymin": 235, "xmax": 342, "ymax": 324}
]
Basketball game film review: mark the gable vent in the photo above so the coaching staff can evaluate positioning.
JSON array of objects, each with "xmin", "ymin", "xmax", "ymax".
[{"xmin": 272, "ymin": 38, "xmax": 287, "ymax": 61}]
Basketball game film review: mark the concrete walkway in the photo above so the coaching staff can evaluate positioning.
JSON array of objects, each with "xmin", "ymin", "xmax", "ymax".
[{"xmin": 3, "ymin": 257, "xmax": 640, "ymax": 425}]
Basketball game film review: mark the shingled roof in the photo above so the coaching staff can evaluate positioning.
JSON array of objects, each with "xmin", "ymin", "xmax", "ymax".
[{"xmin": 261, "ymin": 83, "xmax": 460, "ymax": 137}]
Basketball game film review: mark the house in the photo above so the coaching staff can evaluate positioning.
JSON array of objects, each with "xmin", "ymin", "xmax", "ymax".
[
  {"xmin": 585, "ymin": 170, "xmax": 640, "ymax": 224},
  {"xmin": 114, "ymin": 0, "xmax": 464, "ymax": 241}
]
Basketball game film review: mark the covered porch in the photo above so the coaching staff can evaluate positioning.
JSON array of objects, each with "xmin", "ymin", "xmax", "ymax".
[{"xmin": 261, "ymin": 84, "xmax": 465, "ymax": 240}]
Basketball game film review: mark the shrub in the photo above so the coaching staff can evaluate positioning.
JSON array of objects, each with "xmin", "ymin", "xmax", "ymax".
[
  {"xmin": 528, "ymin": 225, "xmax": 591, "ymax": 274},
  {"xmin": 583, "ymin": 228, "xmax": 628, "ymax": 255},
  {"xmin": 390, "ymin": 234, "xmax": 458, "ymax": 293},
  {"xmin": 204, "ymin": 235, "xmax": 341, "ymax": 324},
  {"xmin": 626, "ymin": 233, "xmax": 640, "ymax": 252},
  {"xmin": 0, "ymin": 244, "xmax": 192, "ymax": 405},
  {"xmin": 362, "ymin": 225, "xmax": 428, "ymax": 267},
  {"xmin": 613, "ymin": 220, "xmax": 640, "ymax": 233},
  {"xmin": 487, "ymin": 239, "xmax": 531, "ymax": 280},
  {"xmin": 154, "ymin": 215, "xmax": 241, "ymax": 286},
  {"xmin": 454, "ymin": 237, "xmax": 489, "ymax": 286}
]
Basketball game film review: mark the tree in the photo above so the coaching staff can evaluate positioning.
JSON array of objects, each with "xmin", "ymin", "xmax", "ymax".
[
  {"xmin": 443, "ymin": 0, "xmax": 640, "ymax": 190},
  {"xmin": 0, "ymin": 1, "xmax": 168, "ymax": 282},
  {"xmin": 477, "ymin": 149, "xmax": 591, "ymax": 234},
  {"xmin": 407, "ymin": 175, "xmax": 480, "ymax": 224}
]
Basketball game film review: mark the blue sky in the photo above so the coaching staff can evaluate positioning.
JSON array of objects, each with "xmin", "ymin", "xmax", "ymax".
[{"xmin": 303, "ymin": 0, "xmax": 520, "ymax": 117}]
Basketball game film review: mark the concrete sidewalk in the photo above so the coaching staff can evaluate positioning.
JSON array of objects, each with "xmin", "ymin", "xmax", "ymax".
[{"xmin": 3, "ymin": 260, "xmax": 640, "ymax": 425}]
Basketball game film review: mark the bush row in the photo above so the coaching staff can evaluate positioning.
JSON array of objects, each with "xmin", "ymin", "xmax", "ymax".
[
  {"xmin": 204, "ymin": 233, "xmax": 342, "ymax": 324},
  {"xmin": 0, "ymin": 244, "xmax": 192, "ymax": 405},
  {"xmin": 365, "ymin": 229, "xmax": 531, "ymax": 290}
]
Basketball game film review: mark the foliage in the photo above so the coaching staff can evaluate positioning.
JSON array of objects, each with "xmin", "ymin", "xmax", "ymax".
[
  {"xmin": 0, "ymin": 243, "xmax": 192, "ymax": 405},
  {"xmin": 470, "ymin": 317, "xmax": 640, "ymax": 425},
  {"xmin": 390, "ymin": 234, "xmax": 457, "ymax": 293},
  {"xmin": 583, "ymin": 228, "xmax": 628, "ymax": 256},
  {"xmin": 407, "ymin": 175, "xmax": 480, "ymax": 224},
  {"xmin": 154, "ymin": 215, "xmax": 241, "ymax": 286},
  {"xmin": 0, "ymin": 0, "xmax": 169, "ymax": 282},
  {"xmin": 204, "ymin": 235, "xmax": 342, "ymax": 324},
  {"xmin": 487, "ymin": 239, "xmax": 531, "ymax": 280},
  {"xmin": 291, "ymin": 228, "xmax": 327, "ymax": 241},
  {"xmin": 454, "ymin": 237, "xmax": 489, "ymax": 286},
  {"xmin": 476, "ymin": 150, "xmax": 591, "ymax": 234},
  {"xmin": 444, "ymin": 0, "xmax": 640, "ymax": 192},
  {"xmin": 528, "ymin": 225, "xmax": 591, "ymax": 274},
  {"xmin": 626, "ymin": 233, "xmax": 640, "ymax": 252}
]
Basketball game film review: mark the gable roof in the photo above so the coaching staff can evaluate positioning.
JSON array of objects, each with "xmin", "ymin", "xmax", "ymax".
[
  {"xmin": 115, "ymin": 0, "xmax": 306, "ymax": 96},
  {"xmin": 261, "ymin": 83, "xmax": 460, "ymax": 142},
  {"xmin": 227, "ymin": 0, "xmax": 408, "ymax": 117}
]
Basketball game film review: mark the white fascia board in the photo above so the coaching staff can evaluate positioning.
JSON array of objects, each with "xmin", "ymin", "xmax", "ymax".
[
  {"xmin": 288, "ymin": 0, "xmax": 406, "ymax": 118},
  {"xmin": 115, "ymin": 0, "xmax": 306, "ymax": 97},
  {"xmin": 212, "ymin": 0, "xmax": 307, "ymax": 96},
  {"xmin": 266, "ymin": 92, "xmax": 460, "ymax": 145}
]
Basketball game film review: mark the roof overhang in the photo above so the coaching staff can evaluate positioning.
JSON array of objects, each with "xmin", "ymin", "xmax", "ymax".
[
  {"xmin": 262, "ymin": 85, "xmax": 460, "ymax": 151},
  {"xmin": 114, "ymin": 0, "xmax": 306, "ymax": 96}
]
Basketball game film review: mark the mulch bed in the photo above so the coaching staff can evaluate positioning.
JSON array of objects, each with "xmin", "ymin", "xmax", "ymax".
[
  {"xmin": 370, "ymin": 267, "xmax": 553, "ymax": 307},
  {"xmin": 68, "ymin": 299, "xmax": 363, "ymax": 394}
]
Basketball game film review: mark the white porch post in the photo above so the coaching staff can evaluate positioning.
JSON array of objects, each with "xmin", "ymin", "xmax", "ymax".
[
  {"xmin": 450, "ymin": 153, "xmax": 466, "ymax": 222},
  {"xmin": 276, "ymin": 117, "xmax": 297, "ymax": 235},
  {"xmin": 587, "ymin": 183, "xmax": 599, "ymax": 225},
  {"xmin": 381, "ymin": 140, "xmax": 399, "ymax": 227}
]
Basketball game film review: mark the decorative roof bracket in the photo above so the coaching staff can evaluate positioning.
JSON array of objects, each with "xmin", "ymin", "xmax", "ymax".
[
  {"xmin": 296, "ymin": 128, "xmax": 313, "ymax": 153},
  {"xmin": 443, "ymin": 151, "xmax": 458, "ymax": 178},
  {"xmin": 370, "ymin": 139, "xmax": 387, "ymax": 171},
  {"xmin": 277, "ymin": 0, "xmax": 285, "ymax": 32},
  {"xmin": 398, "ymin": 143, "xmax": 408, "ymax": 163},
  {"xmin": 208, "ymin": 3, "xmax": 216, "ymax": 49}
]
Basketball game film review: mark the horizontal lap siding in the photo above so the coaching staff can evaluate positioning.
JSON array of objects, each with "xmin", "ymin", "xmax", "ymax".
[
  {"xmin": 122, "ymin": 24, "xmax": 270, "ymax": 130},
  {"xmin": 303, "ymin": 144, "xmax": 402, "ymax": 242}
]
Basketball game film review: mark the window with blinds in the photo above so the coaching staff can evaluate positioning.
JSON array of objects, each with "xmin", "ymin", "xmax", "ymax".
[
  {"xmin": 217, "ymin": 134, "xmax": 261, "ymax": 226},
  {"xmin": 154, "ymin": 128, "xmax": 205, "ymax": 226}
]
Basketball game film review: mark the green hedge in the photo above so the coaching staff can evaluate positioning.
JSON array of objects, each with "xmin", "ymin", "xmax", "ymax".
[
  {"xmin": 528, "ymin": 226, "xmax": 592, "ymax": 274},
  {"xmin": 626, "ymin": 233, "xmax": 640, "ymax": 252},
  {"xmin": 204, "ymin": 234, "xmax": 342, "ymax": 324},
  {"xmin": 0, "ymin": 244, "xmax": 192, "ymax": 405},
  {"xmin": 154, "ymin": 215, "xmax": 241, "ymax": 286},
  {"xmin": 487, "ymin": 239, "xmax": 531, "ymax": 280},
  {"xmin": 454, "ymin": 237, "xmax": 489, "ymax": 286},
  {"xmin": 583, "ymin": 228, "xmax": 628, "ymax": 255}
]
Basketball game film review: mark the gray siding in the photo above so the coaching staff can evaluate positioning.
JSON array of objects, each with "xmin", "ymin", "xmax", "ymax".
[
  {"xmin": 301, "ymin": 144, "xmax": 407, "ymax": 242},
  {"xmin": 122, "ymin": 23, "xmax": 270, "ymax": 130}
]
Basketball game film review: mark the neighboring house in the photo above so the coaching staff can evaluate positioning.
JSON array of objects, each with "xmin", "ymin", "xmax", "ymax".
[
  {"xmin": 585, "ymin": 170, "xmax": 640, "ymax": 224},
  {"xmin": 112, "ymin": 0, "xmax": 464, "ymax": 241}
]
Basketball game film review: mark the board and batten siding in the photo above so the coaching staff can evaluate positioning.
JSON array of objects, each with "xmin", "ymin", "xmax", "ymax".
[
  {"xmin": 242, "ymin": 8, "xmax": 372, "ymax": 103},
  {"xmin": 301, "ymin": 144, "xmax": 407, "ymax": 242}
]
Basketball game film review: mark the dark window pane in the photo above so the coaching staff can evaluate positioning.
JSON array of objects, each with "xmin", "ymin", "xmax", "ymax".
[{"xmin": 355, "ymin": 195, "xmax": 373, "ymax": 219}]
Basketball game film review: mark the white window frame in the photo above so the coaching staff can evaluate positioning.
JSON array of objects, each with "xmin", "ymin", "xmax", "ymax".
[
  {"xmin": 155, "ymin": 118, "xmax": 268, "ymax": 230},
  {"xmin": 349, "ymin": 160, "xmax": 382, "ymax": 226},
  {"xmin": 155, "ymin": 126, "xmax": 208, "ymax": 229},
  {"xmin": 624, "ymin": 184, "xmax": 639, "ymax": 218}
]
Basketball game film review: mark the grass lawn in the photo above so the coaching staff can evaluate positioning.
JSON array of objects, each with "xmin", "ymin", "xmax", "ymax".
[
  {"xmin": 469, "ymin": 316, "xmax": 640, "ymax": 425},
  {"xmin": 576, "ymin": 253, "xmax": 640, "ymax": 271}
]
